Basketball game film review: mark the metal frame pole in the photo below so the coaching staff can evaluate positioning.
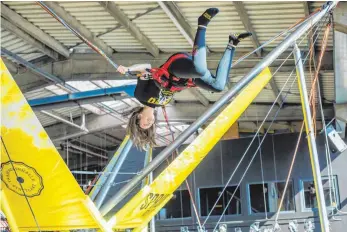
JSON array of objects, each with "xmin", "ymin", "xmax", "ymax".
[
  {"xmin": 94, "ymin": 140, "xmax": 133, "ymax": 208},
  {"xmin": 89, "ymin": 136, "xmax": 130, "ymax": 200},
  {"xmin": 147, "ymin": 150, "xmax": 156, "ymax": 232},
  {"xmin": 293, "ymin": 43, "xmax": 330, "ymax": 232},
  {"xmin": 100, "ymin": 1, "xmax": 337, "ymax": 214}
]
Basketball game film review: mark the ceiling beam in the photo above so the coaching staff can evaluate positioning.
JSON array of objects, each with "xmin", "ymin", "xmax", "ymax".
[
  {"xmin": 233, "ymin": 1, "xmax": 262, "ymax": 57},
  {"xmin": 188, "ymin": 88, "xmax": 210, "ymax": 107},
  {"xmin": 303, "ymin": 1, "xmax": 310, "ymax": 17},
  {"xmin": 238, "ymin": 121, "xmax": 323, "ymax": 133},
  {"xmin": 2, "ymin": 57, "xmax": 19, "ymax": 74},
  {"xmin": 99, "ymin": 2, "xmax": 160, "ymax": 57},
  {"xmin": 1, "ymin": 17, "xmax": 59, "ymax": 61},
  {"xmin": 269, "ymin": 78, "xmax": 284, "ymax": 106},
  {"xmin": 157, "ymin": 103, "xmax": 334, "ymax": 123},
  {"xmin": 335, "ymin": 22, "xmax": 347, "ymax": 34},
  {"xmin": 157, "ymin": 1, "xmax": 195, "ymax": 46},
  {"xmin": 45, "ymin": 102, "xmax": 334, "ymax": 142},
  {"xmin": 13, "ymin": 51, "xmax": 333, "ymax": 92},
  {"xmin": 66, "ymin": 142, "xmax": 108, "ymax": 159},
  {"xmin": 303, "ymin": 2, "xmax": 314, "ymax": 49},
  {"xmin": 1, "ymin": 3, "xmax": 69, "ymax": 58},
  {"xmin": 233, "ymin": 2, "xmax": 282, "ymax": 104},
  {"xmin": 40, "ymin": 1, "xmax": 113, "ymax": 56},
  {"xmin": 45, "ymin": 113, "xmax": 125, "ymax": 142}
]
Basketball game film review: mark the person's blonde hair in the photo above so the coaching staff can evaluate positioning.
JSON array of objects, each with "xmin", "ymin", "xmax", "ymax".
[{"xmin": 125, "ymin": 106, "xmax": 157, "ymax": 150}]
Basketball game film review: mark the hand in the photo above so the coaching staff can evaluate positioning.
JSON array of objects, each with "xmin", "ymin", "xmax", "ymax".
[{"xmin": 117, "ymin": 65, "xmax": 129, "ymax": 75}]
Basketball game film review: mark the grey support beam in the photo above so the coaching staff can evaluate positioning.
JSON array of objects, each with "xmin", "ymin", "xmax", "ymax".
[
  {"xmin": 46, "ymin": 113, "xmax": 125, "ymax": 142},
  {"xmin": 99, "ymin": 2, "xmax": 159, "ymax": 57},
  {"xmin": 44, "ymin": 102, "xmax": 334, "ymax": 144},
  {"xmin": 269, "ymin": 78, "xmax": 284, "ymax": 106},
  {"xmin": 1, "ymin": 18, "xmax": 59, "ymax": 61},
  {"xmin": 41, "ymin": 1, "xmax": 113, "ymax": 56},
  {"xmin": 1, "ymin": 3, "xmax": 69, "ymax": 58},
  {"xmin": 303, "ymin": 2, "xmax": 314, "ymax": 49},
  {"xmin": 303, "ymin": 1, "xmax": 310, "ymax": 17},
  {"xmin": 2, "ymin": 57, "xmax": 19, "ymax": 74},
  {"xmin": 14, "ymin": 51, "xmax": 288, "ymax": 79},
  {"xmin": 14, "ymin": 51, "xmax": 333, "ymax": 93},
  {"xmin": 233, "ymin": 2, "xmax": 281, "ymax": 103},
  {"xmin": 157, "ymin": 103, "xmax": 334, "ymax": 123},
  {"xmin": 188, "ymin": 88, "xmax": 210, "ymax": 107},
  {"xmin": 41, "ymin": 110, "xmax": 88, "ymax": 132},
  {"xmin": 157, "ymin": 1, "xmax": 195, "ymax": 46},
  {"xmin": 233, "ymin": 1, "xmax": 262, "ymax": 57},
  {"xmin": 67, "ymin": 142, "xmax": 108, "ymax": 159}
]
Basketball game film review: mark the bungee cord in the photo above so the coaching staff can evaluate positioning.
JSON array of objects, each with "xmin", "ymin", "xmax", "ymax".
[
  {"xmin": 205, "ymin": 14, "xmax": 331, "ymax": 230},
  {"xmin": 202, "ymin": 15, "xmax": 328, "ymax": 228},
  {"xmin": 161, "ymin": 106, "xmax": 203, "ymax": 228},
  {"xmin": 3, "ymin": 2, "xmax": 333, "ymax": 231},
  {"xmin": 273, "ymin": 17, "xmax": 332, "ymax": 226}
]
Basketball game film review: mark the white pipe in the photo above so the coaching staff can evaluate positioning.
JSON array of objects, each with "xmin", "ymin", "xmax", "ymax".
[
  {"xmin": 41, "ymin": 110, "xmax": 89, "ymax": 132},
  {"xmin": 67, "ymin": 143, "xmax": 108, "ymax": 159}
]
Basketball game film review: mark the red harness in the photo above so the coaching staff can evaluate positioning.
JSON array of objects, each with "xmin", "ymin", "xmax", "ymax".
[{"xmin": 150, "ymin": 53, "xmax": 196, "ymax": 92}]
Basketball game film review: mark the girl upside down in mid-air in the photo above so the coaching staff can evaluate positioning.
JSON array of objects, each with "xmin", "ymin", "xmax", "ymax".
[{"xmin": 117, "ymin": 8, "xmax": 252, "ymax": 149}]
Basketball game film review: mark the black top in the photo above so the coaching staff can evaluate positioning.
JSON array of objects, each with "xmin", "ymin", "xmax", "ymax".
[{"xmin": 134, "ymin": 78, "xmax": 174, "ymax": 108}]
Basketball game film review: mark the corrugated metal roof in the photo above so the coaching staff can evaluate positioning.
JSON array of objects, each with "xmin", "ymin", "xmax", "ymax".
[
  {"xmin": 177, "ymin": 1, "xmax": 253, "ymax": 52},
  {"xmin": 244, "ymin": 1, "xmax": 309, "ymax": 51},
  {"xmin": 274, "ymin": 71, "xmax": 334, "ymax": 103},
  {"xmin": 58, "ymin": 1, "xmax": 146, "ymax": 52},
  {"xmin": 2, "ymin": 1, "xmax": 336, "ymax": 147},
  {"xmin": 1, "ymin": 28, "xmax": 45, "ymax": 62},
  {"xmin": 23, "ymin": 86, "xmax": 56, "ymax": 99},
  {"xmin": 116, "ymin": 1, "xmax": 191, "ymax": 53},
  {"xmin": 35, "ymin": 106, "xmax": 84, "ymax": 127},
  {"xmin": 4, "ymin": 1, "xmax": 81, "ymax": 47}
]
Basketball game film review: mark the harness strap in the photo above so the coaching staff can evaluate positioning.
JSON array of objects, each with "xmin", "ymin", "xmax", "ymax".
[{"xmin": 150, "ymin": 53, "xmax": 196, "ymax": 92}]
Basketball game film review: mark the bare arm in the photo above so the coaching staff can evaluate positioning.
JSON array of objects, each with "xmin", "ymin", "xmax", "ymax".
[
  {"xmin": 128, "ymin": 63, "xmax": 152, "ymax": 73},
  {"xmin": 117, "ymin": 64, "xmax": 152, "ymax": 74}
]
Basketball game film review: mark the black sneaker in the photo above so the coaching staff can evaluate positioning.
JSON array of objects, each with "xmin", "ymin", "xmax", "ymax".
[
  {"xmin": 198, "ymin": 8, "xmax": 219, "ymax": 27},
  {"xmin": 229, "ymin": 32, "xmax": 253, "ymax": 46}
]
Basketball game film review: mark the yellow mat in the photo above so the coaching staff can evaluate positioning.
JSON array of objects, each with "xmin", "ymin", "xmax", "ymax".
[{"xmin": 0, "ymin": 59, "xmax": 109, "ymax": 232}]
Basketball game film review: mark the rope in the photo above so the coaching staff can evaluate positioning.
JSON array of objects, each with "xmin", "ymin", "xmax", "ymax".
[
  {"xmin": 311, "ymin": 15, "xmax": 337, "ymax": 216},
  {"xmin": 204, "ymin": 50, "xmax": 297, "ymax": 227},
  {"xmin": 258, "ymin": 135, "xmax": 268, "ymax": 218},
  {"xmin": 219, "ymin": 142, "xmax": 226, "ymax": 223},
  {"xmin": 36, "ymin": 1, "xmax": 137, "ymax": 77},
  {"xmin": 230, "ymin": 5, "xmax": 323, "ymax": 70},
  {"xmin": 207, "ymin": 14, "xmax": 329, "ymax": 229},
  {"xmin": 203, "ymin": 18, "xmax": 323, "ymax": 226},
  {"xmin": 1, "ymin": 137, "xmax": 41, "ymax": 231},
  {"xmin": 273, "ymin": 18, "xmax": 331, "ymax": 224},
  {"xmin": 314, "ymin": 16, "xmax": 347, "ymax": 216},
  {"xmin": 161, "ymin": 106, "xmax": 203, "ymax": 228},
  {"xmin": 274, "ymin": 123, "xmax": 304, "ymax": 222},
  {"xmin": 254, "ymin": 102, "xmax": 269, "ymax": 218}
]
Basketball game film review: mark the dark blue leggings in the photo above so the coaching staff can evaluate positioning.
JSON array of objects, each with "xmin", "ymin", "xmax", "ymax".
[{"xmin": 192, "ymin": 27, "xmax": 235, "ymax": 92}]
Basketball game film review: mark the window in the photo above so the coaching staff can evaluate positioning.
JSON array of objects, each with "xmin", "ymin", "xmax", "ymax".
[
  {"xmin": 248, "ymin": 181, "xmax": 295, "ymax": 214},
  {"xmin": 157, "ymin": 190, "xmax": 191, "ymax": 219},
  {"xmin": 199, "ymin": 186, "xmax": 241, "ymax": 216},
  {"xmin": 302, "ymin": 176, "xmax": 339, "ymax": 210}
]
